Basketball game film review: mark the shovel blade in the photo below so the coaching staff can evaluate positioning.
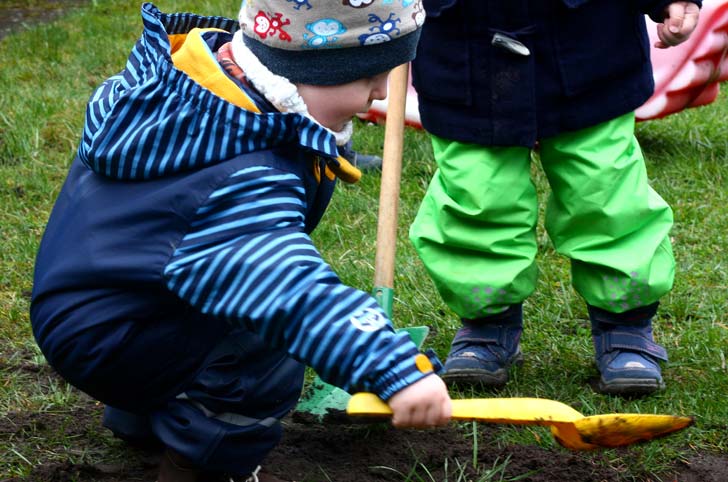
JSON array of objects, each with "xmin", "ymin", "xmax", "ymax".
[{"xmin": 570, "ymin": 413, "xmax": 695, "ymax": 448}]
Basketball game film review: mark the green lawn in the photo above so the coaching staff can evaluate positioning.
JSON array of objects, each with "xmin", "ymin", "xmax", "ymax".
[{"xmin": 0, "ymin": 1, "xmax": 726, "ymax": 480}]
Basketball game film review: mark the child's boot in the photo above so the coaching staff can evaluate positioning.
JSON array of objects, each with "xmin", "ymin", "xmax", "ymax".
[
  {"xmin": 241, "ymin": 466, "xmax": 288, "ymax": 482},
  {"xmin": 102, "ymin": 406, "xmax": 161, "ymax": 450},
  {"xmin": 590, "ymin": 305, "xmax": 668, "ymax": 395},
  {"xmin": 157, "ymin": 448, "xmax": 201, "ymax": 482},
  {"xmin": 157, "ymin": 452, "xmax": 287, "ymax": 482},
  {"xmin": 442, "ymin": 305, "xmax": 523, "ymax": 387}
]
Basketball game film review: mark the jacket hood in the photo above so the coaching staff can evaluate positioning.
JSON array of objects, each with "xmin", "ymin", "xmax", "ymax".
[{"xmin": 78, "ymin": 3, "xmax": 352, "ymax": 181}]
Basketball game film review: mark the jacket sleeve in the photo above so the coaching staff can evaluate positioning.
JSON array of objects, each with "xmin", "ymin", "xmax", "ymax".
[
  {"xmin": 639, "ymin": 0, "xmax": 702, "ymax": 23},
  {"xmin": 560, "ymin": 0, "xmax": 701, "ymax": 23},
  {"xmin": 163, "ymin": 165, "xmax": 434, "ymax": 400}
]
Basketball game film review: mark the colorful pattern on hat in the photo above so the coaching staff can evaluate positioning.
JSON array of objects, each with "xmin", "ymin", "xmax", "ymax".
[{"xmin": 238, "ymin": 0, "xmax": 424, "ymax": 85}]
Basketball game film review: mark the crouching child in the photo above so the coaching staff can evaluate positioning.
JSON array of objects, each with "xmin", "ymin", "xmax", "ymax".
[{"xmin": 30, "ymin": 2, "xmax": 450, "ymax": 481}]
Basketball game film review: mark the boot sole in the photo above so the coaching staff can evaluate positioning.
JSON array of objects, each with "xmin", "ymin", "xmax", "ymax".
[
  {"xmin": 442, "ymin": 368, "xmax": 509, "ymax": 387},
  {"xmin": 442, "ymin": 354, "xmax": 523, "ymax": 388},
  {"xmin": 596, "ymin": 377, "xmax": 665, "ymax": 395}
]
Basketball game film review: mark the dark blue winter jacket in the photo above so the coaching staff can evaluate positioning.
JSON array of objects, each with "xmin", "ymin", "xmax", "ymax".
[
  {"xmin": 30, "ymin": 3, "xmax": 435, "ymax": 408},
  {"xmin": 412, "ymin": 0, "xmax": 702, "ymax": 147}
]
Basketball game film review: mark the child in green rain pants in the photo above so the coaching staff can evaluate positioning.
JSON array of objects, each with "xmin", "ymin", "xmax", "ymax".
[{"xmin": 409, "ymin": 0, "xmax": 701, "ymax": 395}]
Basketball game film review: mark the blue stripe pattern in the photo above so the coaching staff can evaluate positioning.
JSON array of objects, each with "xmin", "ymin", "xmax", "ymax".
[
  {"xmin": 163, "ymin": 166, "xmax": 425, "ymax": 397},
  {"xmin": 78, "ymin": 3, "xmax": 340, "ymax": 181}
]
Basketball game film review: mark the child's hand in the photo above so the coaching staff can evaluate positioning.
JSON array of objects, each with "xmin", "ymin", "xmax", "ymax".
[
  {"xmin": 387, "ymin": 375, "xmax": 452, "ymax": 428},
  {"xmin": 655, "ymin": 2, "xmax": 700, "ymax": 49}
]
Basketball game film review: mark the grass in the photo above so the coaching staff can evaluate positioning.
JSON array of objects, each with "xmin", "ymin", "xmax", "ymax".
[
  {"xmin": 1, "ymin": 1, "xmax": 727, "ymax": 480},
  {"xmin": 371, "ymin": 454, "xmax": 536, "ymax": 482}
]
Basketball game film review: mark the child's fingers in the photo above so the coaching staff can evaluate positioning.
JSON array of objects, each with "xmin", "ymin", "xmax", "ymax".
[
  {"xmin": 680, "ymin": 3, "xmax": 700, "ymax": 36},
  {"xmin": 390, "ymin": 405, "xmax": 416, "ymax": 427},
  {"xmin": 391, "ymin": 405, "xmax": 430, "ymax": 428},
  {"xmin": 655, "ymin": 22, "xmax": 679, "ymax": 49},
  {"xmin": 388, "ymin": 375, "xmax": 452, "ymax": 427},
  {"xmin": 654, "ymin": 23, "xmax": 669, "ymax": 49},
  {"xmin": 391, "ymin": 402, "xmax": 448, "ymax": 428},
  {"xmin": 655, "ymin": 2, "xmax": 700, "ymax": 49},
  {"xmin": 655, "ymin": 22, "xmax": 680, "ymax": 49},
  {"xmin": 439, "ymin": 396, "xmax": 453, "ymax": 425},
  {"xmin": 665, "ymin": 3, "xmax": 686, "ymax": 36}
]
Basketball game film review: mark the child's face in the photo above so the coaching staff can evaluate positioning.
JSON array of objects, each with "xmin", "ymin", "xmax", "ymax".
[{"xmin": 296, "ymin": 70, "xmax": 390, "ymax": 132}]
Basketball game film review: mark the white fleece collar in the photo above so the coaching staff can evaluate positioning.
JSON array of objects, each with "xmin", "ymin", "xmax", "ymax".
[{"xmin": 230, "ymin": 31, "xmax": 353, "ymax": 146}]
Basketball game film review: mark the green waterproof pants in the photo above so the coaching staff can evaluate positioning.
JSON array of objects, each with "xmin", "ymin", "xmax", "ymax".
[{"xmin": 410, "ymin": 112, "xmax": 675, "ymax": 319}]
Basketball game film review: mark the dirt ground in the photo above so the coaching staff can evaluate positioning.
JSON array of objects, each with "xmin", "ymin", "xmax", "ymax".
[
  {"xmin": 1, "ymin": 346, "xmax": 726, "ymax": 481},
  {"xmin": 1, "ymin": 372, "xmax": 727, "ymax": 482}
]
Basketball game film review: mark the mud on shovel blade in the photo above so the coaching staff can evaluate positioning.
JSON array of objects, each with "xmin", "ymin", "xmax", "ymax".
[
  {"xmin": 346, "ymin": 393, "xmax": 694, "ymax": 450},
  {"xmin": 296, "ymin": 64, "xmax": 429, "ymax": 420}
]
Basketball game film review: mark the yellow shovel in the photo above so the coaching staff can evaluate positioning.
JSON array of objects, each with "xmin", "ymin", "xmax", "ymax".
[{"xmin": 346, "ymin": 392, "xmax": 693, "ymax": 450}]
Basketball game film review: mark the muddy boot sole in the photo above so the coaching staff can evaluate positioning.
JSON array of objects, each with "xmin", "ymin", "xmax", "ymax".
[
  {"xmin": 595, "ymin": 376, "xmax": 665, "ymax": 396},
  {"xmin": 442, "ymin": 354, "xmax": 523, "ymax": 388}
]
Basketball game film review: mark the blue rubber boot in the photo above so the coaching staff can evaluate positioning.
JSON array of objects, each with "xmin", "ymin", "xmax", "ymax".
[
  {"xmin": 590, "ymin": 304, "xmax": 668, "ymax": 395},
  {"xmin": 338, "ymin": 140, "xmax": 382, "ymax": 170},
  {"xmin": 442, "ymin": 305, "xmax": 523, "ymax": 387},
  {"xmin": 103, "ymin": 405, "xmax": 162, "ymax": 450}
]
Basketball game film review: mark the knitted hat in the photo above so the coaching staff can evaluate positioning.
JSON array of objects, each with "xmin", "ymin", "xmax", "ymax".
[{"xmin": 238, "ymin": 0, "xmax": 425, "ymax": 85}]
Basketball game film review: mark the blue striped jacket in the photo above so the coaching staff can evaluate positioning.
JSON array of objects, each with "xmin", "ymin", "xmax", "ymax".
[{"xmin": 30, "ymin": 3, "xmax": 435, "ymax": 403}]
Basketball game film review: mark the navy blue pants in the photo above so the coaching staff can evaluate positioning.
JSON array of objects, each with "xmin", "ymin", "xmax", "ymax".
[
  {"xmin": 37, "ymin": 304, "xmax": 304, "ymax": 476},
  {"xmin": 31, "ymin": 291, "xmax": 304, "ymax": 475},
  {"xmin": 104, "ymin": 328, "xmax": 304, "ymax": 475}
]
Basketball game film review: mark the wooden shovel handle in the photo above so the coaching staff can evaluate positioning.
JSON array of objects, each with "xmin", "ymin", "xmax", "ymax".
[{"xmin": 373, "ymin": 63, "xmax": 409, "ymax": 289}]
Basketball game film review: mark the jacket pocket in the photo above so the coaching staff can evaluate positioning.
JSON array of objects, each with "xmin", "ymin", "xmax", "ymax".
[
  {"xmin": 412, "ymin": 3, "xmax": 472, "ymax": 105},
  {"xmin": 553, "ymin": 2, "xmax": 649, "ymax": 96}
]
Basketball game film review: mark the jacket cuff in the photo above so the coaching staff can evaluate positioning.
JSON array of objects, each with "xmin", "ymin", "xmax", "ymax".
[
  {"xmin": 370, "ymin": 349, "xmax": 444, "ymax": 401},
  {"xmin": 561, "ymin": 0, "xmax": 702, "ymax": 22},
  {"xmin": 647, "ymin": 0, "xmax": 702, "ymax": 24}
]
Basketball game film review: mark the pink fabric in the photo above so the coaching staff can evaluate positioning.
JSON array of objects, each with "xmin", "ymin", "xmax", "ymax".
[{"xmin": 636, "ymin": 0, "xmax": 728, "ymax": 120}]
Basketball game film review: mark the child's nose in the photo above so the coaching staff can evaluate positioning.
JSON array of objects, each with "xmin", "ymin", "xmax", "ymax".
[{"xmin": 371, "ymin": 78, "xmax": 389, "ymax": 101}]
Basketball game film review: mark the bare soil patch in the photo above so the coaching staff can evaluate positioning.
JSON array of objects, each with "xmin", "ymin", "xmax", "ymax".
[{"xmin": 1, "ymin": 391, "xmax": 727, "ymax": 482}]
